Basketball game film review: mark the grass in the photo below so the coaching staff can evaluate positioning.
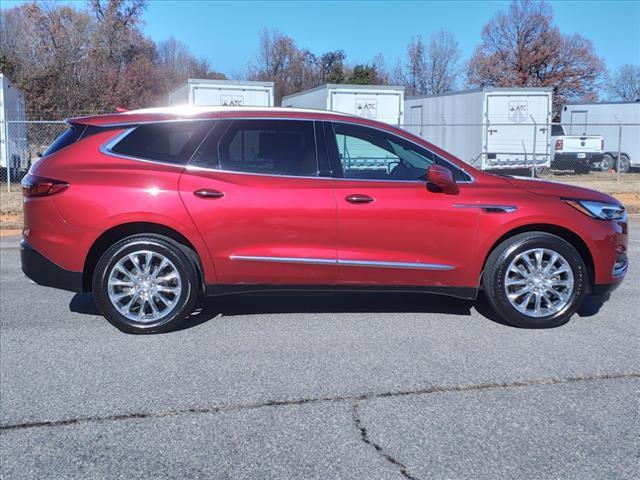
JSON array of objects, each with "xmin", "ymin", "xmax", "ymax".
[
  {"xmin": 0, "ymin": 188, "xmax": 23, "ymax": 230},
  {"xmin": 1, "ymin": 173, "xmax": 639, "ymax": 230}
]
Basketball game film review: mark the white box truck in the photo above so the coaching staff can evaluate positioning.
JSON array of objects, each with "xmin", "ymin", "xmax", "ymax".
[
  {"xmin": 404, "ymin": 87, "xmax": 552, "ymax": 170},
  {"xmin": 561, "ymin": 101, "xmax": 640, "ymax": 172},
  {"xmin": 169, "ymin": 79, "xmax": 275, "ymax": 107},
  {"xmin": 281, "ymin": 84, "xmax": 405, "ymax": 125},
  {"xmin": 0, "ymin": 74, "xmax": 29, "ymax": 181}
]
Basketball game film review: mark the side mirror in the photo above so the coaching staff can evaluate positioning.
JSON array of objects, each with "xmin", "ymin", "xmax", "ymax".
[{"xmin": 427, "ymin": 165, "xmax": 459, "ymax": 195}]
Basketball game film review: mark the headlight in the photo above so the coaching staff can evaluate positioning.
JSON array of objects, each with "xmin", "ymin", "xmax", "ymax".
[{"xmin": 563, "ymin": 199, "xmax": 626, "ymax": 220}]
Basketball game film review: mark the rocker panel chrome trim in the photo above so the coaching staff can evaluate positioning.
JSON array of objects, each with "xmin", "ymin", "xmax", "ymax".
[{"xmin": 229, "ymin": 255, "xmax": 455, "ymax": 270}]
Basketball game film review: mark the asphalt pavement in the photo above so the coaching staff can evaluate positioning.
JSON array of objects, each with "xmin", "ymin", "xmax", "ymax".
[{"xmin": 1, "ymin": 221, "xmax": 639, "ymax": 479}]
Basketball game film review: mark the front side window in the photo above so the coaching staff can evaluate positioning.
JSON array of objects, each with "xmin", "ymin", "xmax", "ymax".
[
  {"xmin": 110, "ymin": 121, "xmax": 211, "ymax": 164},
  {"xmin": 332, "ymin": 123, "xmax": 435, "ymax": 181}
]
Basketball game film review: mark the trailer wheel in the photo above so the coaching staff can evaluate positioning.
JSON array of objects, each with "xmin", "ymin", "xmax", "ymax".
[
  {"xmin": 600, "ymin": 153, "xmax": 614, "ymax": 171},
  {"xmin": 616, "ymin": 154, "xmax": 631, "ymax": 173},
  {"xmin": 534, "ymin": 167, "xmax": 550, "ymax": 177}
]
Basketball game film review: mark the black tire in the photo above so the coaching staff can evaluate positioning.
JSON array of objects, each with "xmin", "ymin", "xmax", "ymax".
[
  {"xmin": 534, "ymin": 166, "xmax": 551, "ymax": 177},
  {"xmin": 601, "ymin": 153, "xmax": 614, "ymax": 171},
  {"xmin": 616, "ymin": 154, "xmax": 630, "ymax": 173},
  {"xmin": 92, "ymin": 234, "xmax": 199, "ymax": 334},
  {"xmin": 572, "ymin": 163, "xmax": 590, "ymax": 174},
  {"xmin": 483, "ymin": 232, "xmax": 588, "ymax": 328}
]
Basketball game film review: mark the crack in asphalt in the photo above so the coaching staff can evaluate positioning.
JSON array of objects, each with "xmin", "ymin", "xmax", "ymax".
[
  {"xmin": 353, "ymin": 401, "xmax": 420, "ymax": 480},
  {"xmin": 1, "ymin": 372, "xmax": 638, "ymax": 432}
]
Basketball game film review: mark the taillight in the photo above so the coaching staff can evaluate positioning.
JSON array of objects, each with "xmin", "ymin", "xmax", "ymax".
[
  {"xmin": 601, "ymin": 139, "xmax": 605, "ymax": 150},
  {"xmin": 555, "ymin": 139, "xmax": 563, "ymax": 150},
  {"xmin": 21, "ymin": 175, "xmax": 69, "ymax": 197}
]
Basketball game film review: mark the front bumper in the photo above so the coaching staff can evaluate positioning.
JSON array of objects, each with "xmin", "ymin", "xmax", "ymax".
[
  {"xmin": 592, "ymin": 278, "xmax": 624, "ymax": 296},
  {"xmin": 21, "ymin": 240, "xmax": 83, "ymax": 292}
]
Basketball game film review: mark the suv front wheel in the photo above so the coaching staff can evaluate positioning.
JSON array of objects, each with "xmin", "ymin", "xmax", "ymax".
[
  {"xmin": 483, "ymin": 232, "xmax": 588, "ymax": 328},
  {"xmin": 93, "ymin": 234, "xmax": 199, "ymax": 334}
]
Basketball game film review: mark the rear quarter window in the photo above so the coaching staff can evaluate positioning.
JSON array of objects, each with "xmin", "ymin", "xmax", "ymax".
[
  {"xmin": 43, "ymin": 124, "xmax": 86, "ymax": 156},
  {"xmin": 109, "ymin": 121, "xmax": 212, "ymax": 164}
]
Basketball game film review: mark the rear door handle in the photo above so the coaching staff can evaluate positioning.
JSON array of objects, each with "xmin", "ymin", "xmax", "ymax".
[
  {"xmin": 194, "ymin": 189, "xmax": 224, "ymax": 199},
  {"xmin": 345, "ymin": 194, "xmax": 374, "ymax": 204}
]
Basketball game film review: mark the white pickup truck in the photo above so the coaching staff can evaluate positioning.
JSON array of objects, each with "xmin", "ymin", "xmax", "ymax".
[{"xmin": 550, "ymin": 124, "xmax": 604, "ymax": 173}]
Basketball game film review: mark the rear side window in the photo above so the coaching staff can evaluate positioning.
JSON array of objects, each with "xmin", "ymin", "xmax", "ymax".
[
  {"xmin": 193, "ymin": 119, "xmax": 318, "ymax": 176},
  {"xmin": 43, "ymin": 124, "xmax": 86, "ymax": 156},
  {"xmin": 110, "ymin": 121, "xmax": 212, "ymax": 164}
]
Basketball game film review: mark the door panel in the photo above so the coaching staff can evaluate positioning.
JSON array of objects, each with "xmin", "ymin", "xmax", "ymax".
[
  {"xmin": 180, "ymin": 170, "xmax": 337, "ymax": 284},
  {"xmin": 180, "ymin": 118, "xmax": 338, "ymax": 285},
  {"xmin": 333, "ymin": 180, "xmax": 479, "ymax": 287},
  {"xmin": 326, "ymin": 121, "xmax": 480, "ymax": 287}
]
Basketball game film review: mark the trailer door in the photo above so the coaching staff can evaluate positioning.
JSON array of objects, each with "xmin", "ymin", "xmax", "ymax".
[
  {"xmin": 569, "ymin": 111, "xmax": 588, "ymax": 135},
  {"xmin": 408, "ymin": 105, "xmax": 423, "ymax": 136},
  {"xmin": 486, "ymin": 93, "xmax": 549, "ymax": 169}
]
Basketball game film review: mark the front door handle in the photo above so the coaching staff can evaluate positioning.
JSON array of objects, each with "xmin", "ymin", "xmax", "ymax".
[
  {"xmin": 346, "ymin": 194, "xmax": 374, "ymax": 204},
  {"xmin": 194, "ymin": 189, "xmax": 224, "ymax": 199}
]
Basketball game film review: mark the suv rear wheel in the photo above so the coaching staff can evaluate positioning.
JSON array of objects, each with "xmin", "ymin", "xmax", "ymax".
[
  {"xmin": 483, "ymin": 232, "xmax": 588, "ymax": 328},
  {"xmin": 92, "ymin": 234, "xmax": 199, "ymax": 334}
]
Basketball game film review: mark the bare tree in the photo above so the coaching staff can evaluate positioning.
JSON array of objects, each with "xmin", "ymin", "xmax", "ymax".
[
  {"xmin": 426, "ymin": 30, "xmax": 461, "ymax": 94},
  {"xmin": 0, "ymin": 1, "xmax": 226, "ymax": 115},
  {"xmin": 247, "ymin": 29, "xmax": 315, "ymax": 102},
  {"xmin": 606, "ymin": 64, "xmax": 640, "ymax": 101},
  {"xmin": 399, "ymin": 31, "xmax": 461, "ymax": 96},
  {"xmin": 467, "ymin": 0, "xmax": 606, "ymax": 114},
  {"xmin": 157, "ymin": 37, "xmax": 225, "ymax": 92},
  {"xmin": 404, "ymin": 35, "xmax": 428, "ymax": 95}
]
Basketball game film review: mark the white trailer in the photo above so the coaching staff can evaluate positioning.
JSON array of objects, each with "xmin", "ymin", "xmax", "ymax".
[
  {"xmin": 281, "ymin": 84, "xmax": 405, "ymax": 125},
  {"xmin": 0, "ymin": 74, "xmax": 29, "ymax": 180},
  {"xmin": 404, "ymin": 87, "xmax": 552, "ymax": 170},
  {"xmin": 561, "ymin": 101, "xmax": 640, "ymax": 171},
  {"xmin": 169, "ymin": 79, "xmax": 275, "ymax": 107}
]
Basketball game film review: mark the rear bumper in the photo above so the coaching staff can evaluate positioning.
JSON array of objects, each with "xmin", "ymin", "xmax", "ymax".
[
  {"xmin": 552, "ymin": 152, "xmax": 603, "ymax": 167},
  {"xmin": 21, "ymin": 240, "xmax": 83, "ymax": 293}
]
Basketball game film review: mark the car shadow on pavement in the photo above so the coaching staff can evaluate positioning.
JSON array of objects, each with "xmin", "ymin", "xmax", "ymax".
[
  {"xmin": 69, "ymin": 291, "xmax": 606, "ymax": 333},
  {"xmin": 70, "ymin": 291, "xmax": 478, "ymax": 329}
]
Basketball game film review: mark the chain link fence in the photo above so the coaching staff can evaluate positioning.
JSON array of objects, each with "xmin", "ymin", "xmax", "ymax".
[
  {"xmin": 1, "ymin": 119, "xmax": 639, "ymax": 193},
  {"xmin": 1, "ymin": 120, "xmax": 67, "ymax": 191},
  {"xmin": 397, "ymin": 121, "xmax": 639, "ymax": 179}
]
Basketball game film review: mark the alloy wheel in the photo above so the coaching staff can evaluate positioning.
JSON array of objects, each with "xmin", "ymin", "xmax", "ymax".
[
  {"xmin": 504, "ymin": 248, "xmax": 575, "ymax": 318},
  {"xmin": 107, "ymin": 250, "xmax": 182, "ymax": 323}
]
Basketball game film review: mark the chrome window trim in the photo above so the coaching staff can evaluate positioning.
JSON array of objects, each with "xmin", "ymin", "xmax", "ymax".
[
  {"xmin": 230, "ymin": 255, "xmax": 455, "ymax": 271},
  {"xmin": 185, "ymin": 164, "xmax": 438, "ymax": 184},
  {"xmin": 98, "ymin": 116, "xmax": 476, "ymax": 184}
]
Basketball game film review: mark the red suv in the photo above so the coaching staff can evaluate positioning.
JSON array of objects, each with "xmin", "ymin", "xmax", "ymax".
[{"xmin": 21, "ymin": 107, "xmax": 628, "ymax": 333}]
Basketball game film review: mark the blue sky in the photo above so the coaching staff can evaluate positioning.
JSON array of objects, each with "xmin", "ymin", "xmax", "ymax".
[{"xmin": 3, "ymin": 0, "xmax": 640, "ymax": 76}]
